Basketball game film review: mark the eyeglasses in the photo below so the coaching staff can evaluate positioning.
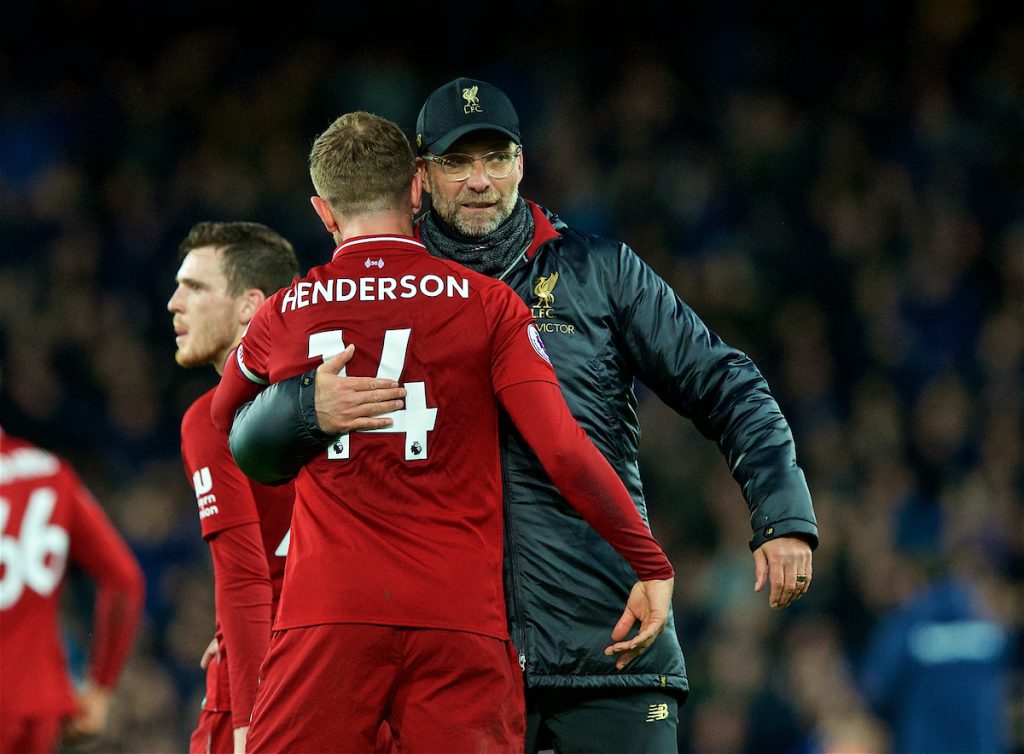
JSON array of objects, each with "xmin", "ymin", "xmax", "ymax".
[{"xmin": 423, "ymin": 146, "xmax": 522, "ymax": 181}]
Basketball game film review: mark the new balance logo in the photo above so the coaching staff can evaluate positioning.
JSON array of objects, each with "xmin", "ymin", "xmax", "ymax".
[
  {"xmin": 645, "ymin": 703, "xmax": 670, "ymax": 722},
  {"xmin": 365, "ymin": 257, "xmax": 385, "ymax": 269}
]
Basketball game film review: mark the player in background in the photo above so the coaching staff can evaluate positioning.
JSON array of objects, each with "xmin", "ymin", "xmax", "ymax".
[
  {"xmin": 168, "ymin": 221, "xmax": 304, "ymax": 754},
  {"xmin": 210, "ymin": 111, "xmax": 676, "ymax": 754},
  {"xmin": 0, "ymin": 427, "xmax": 144, "ymax": 754}
]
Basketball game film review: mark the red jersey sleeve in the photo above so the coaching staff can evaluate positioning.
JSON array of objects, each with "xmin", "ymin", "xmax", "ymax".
[
  {"xmin": 66, "ymin": 476, "xmax": 145, "ymax": 689},
  {"xmin": 498, "ymin": 381, "xmax": 675, "ymax": 582},
  {"xmin": 482, "ymin": 280, "xmax": 559, "ymax": 393},
  {"xmin": 181, "ymin": 391, "xmax": 278, "ymax": 726},
  {"xmin": 182, "ymin": 391, "xmax": 262, "ymax": 537},
  {"xmin": 208, "ymin": 523, "xmax": 273, "ymax": 728}
]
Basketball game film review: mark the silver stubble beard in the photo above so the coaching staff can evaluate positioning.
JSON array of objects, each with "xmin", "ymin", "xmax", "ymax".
[{"xmin": 433, "ymin": 185, "xmax": 520, "ymax": 238}]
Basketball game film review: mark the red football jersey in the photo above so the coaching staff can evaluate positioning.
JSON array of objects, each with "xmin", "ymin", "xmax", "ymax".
[
  {"xmin": 181, "ymin": 388, "xmax": 293, "ymax": 595},
  {"xmin": 180, "ymin": 388, "xmax": 294, "ymax": 720},
  {"xmin": 231, "ymin": 235, "xmax": 559, "ymax": 640},
  {"xmin": 0, "ymin": 430, "xmax": 143, "ymax": 717}
]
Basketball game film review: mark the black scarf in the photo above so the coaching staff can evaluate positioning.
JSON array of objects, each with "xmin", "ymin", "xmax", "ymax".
[{"xmin": 420, "ymin": 197, "xmax": 534, "ymax": 277}]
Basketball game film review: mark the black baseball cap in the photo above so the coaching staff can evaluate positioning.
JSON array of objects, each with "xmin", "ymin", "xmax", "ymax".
[{"xmin": 415, "ymin": 77, "xmax": 521, "ymax": 155}]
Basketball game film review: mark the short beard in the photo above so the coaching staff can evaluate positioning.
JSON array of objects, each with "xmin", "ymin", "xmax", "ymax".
[
  {"xmin": 174, "ymin": 349, "xmax": 204, "ymax": 369},
  {"xmin": 431, "ymin": 185, "xmax": 520, "ymax": 238}
]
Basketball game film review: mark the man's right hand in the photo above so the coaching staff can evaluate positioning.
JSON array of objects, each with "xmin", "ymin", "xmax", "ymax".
[
  {"xmin": 315, "ymin": 346, "xmax": 407, "ymax": 434},
  {"xmin": 61, "ymin": 681, "xmax": 113, "ymax": 744},
  {"xmin": 200, "ymin": 636, "xmax": 219, "ymax": 669},
  {"xmin": 603, "ymin": 577, "xmax": 675, "ymax": 670}
]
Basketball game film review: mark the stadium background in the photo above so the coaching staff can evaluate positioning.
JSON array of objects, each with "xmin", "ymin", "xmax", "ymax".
[{"xmin": 1, "ymin": 1, "xmax": 1021, "ymax": 751}]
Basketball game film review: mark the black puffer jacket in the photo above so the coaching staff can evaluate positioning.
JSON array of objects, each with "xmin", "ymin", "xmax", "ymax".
[{"xmin": 228, "ymin": 201, "xmax": 818, "ymax": 700}]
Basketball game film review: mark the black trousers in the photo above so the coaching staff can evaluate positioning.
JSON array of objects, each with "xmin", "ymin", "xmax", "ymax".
[{"xmin": 526, "ymin": 687, "xmax": 679, "ymax": 754}]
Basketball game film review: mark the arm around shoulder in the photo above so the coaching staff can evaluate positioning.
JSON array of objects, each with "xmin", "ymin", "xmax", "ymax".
[
  {"xmin": 228, "ymin": 369, "xmax": 333, "ymax": 485},
  {"xmin": 227, "ymin": 346, "xmax": 406, "ymax": 484}
]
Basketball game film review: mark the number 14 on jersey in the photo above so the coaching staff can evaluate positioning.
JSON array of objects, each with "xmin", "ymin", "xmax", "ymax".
[{"xmin": 308, "ymin": 329, "xmax": 438, "ymax": 461}]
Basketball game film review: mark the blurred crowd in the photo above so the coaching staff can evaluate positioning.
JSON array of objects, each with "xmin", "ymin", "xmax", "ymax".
[{"xmin": 1, "ymin": 1, "xmax": 1021, "ymax": 752}]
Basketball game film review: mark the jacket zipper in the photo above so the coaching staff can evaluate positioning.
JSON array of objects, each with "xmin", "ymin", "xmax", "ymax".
[
  {"xmin": 497, "ymin": 251, "xmax": 527, "ymax": 282},
  {"xmin": 500, "ymin": 247, "xmax": 536, "ymax": 675},
  {"xmin": 499, "ymin": 427, "xmax": 528, "ymax": 676}
]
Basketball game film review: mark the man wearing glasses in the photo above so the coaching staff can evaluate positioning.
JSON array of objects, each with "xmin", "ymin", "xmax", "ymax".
[
  {"xmin": 212, "ymin": 110, "xmax": 676, "ymax": 754},
  {"xmin": 227, "ymin": 77, "xmax": 819, "ymax": 754}
]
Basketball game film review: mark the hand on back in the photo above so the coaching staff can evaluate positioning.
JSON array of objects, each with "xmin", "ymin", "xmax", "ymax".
[{"xmin": 314, "ymin": 346, "xmax": 407, "ymax": 434}]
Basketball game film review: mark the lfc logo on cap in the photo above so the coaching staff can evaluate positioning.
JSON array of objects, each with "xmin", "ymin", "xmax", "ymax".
[{"xmin": 462, "ymin": 86, "xmax": 483, "ymax": 114}]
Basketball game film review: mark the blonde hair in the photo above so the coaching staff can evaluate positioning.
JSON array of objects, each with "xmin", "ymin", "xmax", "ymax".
[{"xmin": 309, "ymin": 111, "xmax": 416, "ymax": 216}]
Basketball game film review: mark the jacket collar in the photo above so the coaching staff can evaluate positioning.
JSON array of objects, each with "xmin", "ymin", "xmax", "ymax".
[
  {"xmin": 524, "ymin": 200, "xmax": 561, "ymax": 258},
  {"xmin": 412, "ymin": 198, "xmax": 561, "ymax": 260}
]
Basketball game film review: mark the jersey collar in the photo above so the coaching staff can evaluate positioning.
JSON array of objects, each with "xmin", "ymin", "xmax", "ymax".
[{"xmin": 331, "ymin": 235, "xmax": 426, "ymax": 260}]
